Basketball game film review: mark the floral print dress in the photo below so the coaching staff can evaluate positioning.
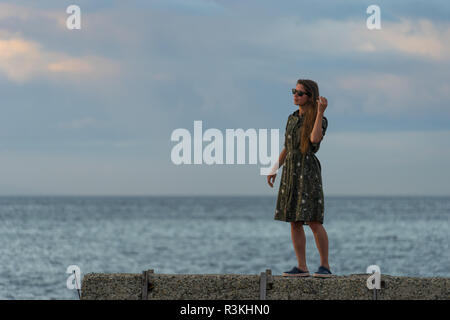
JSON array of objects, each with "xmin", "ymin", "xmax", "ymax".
[{"xmin": 274, "ymin": 109, "xmax": 328, "ymax": 224}]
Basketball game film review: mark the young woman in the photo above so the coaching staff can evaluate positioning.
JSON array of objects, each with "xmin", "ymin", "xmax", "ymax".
[{"xmin": 267, "ymin": 79, "xmax": 332, "ymax": 278}]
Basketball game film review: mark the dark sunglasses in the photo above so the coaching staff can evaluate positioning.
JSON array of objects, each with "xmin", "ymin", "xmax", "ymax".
[{"xmin": 292, "ymin": 88, "xmax": 311, "ymax": 97}]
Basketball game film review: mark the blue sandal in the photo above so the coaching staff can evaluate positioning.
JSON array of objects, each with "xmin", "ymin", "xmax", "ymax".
[
  {"xmin": 282, "ymin": 266, "xmax": 310, "ymax": 277},
  {"xmin": 313, "ymin": 265, "xmax": 333, "ymax": 278}
]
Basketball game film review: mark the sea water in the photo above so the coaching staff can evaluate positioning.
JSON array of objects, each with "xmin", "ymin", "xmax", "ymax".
[{"xmin": 0, "ymin": 195, "xmax": 448, "ymax": 299}]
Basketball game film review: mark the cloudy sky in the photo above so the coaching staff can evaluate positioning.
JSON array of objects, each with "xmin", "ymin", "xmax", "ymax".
[{"xmin": 0, "ymin": 0, "xmax": 449, "ymax": 196}]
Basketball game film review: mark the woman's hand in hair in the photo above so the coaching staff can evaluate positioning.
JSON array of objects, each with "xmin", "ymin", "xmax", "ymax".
[{"xmin": 317, "ymin": 96, "xmax": 328, "ymax": 113}]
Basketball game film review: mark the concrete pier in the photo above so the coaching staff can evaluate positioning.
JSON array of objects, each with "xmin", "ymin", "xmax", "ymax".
[{"xmin": 80, "ymin": 269, "xmax": 450, "ymax": 300}]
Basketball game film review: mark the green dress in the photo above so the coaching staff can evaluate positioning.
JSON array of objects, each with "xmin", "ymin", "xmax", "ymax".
[{"xmin": 274, "ymin": 109, "xmax": 328, "ymax": 224}]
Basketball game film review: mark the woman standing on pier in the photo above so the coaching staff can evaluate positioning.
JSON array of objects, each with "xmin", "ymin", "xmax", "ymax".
[{"xmin": 267, "ymin": 79, "xmax": 332, "ymax": 278}]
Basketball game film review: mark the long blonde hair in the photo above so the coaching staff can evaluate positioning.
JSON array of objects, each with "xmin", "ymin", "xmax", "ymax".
[{"xmin": 297, "ymin": 79, "xmax": 320, "ymax": 155}]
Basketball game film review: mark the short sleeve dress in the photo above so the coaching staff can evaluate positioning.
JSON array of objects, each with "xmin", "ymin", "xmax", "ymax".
[{"xmin": 274, "ymin": 109, "xmax": 328, "ymax": 225}]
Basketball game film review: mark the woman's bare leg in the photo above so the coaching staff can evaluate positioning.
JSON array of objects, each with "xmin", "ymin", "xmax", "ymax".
[
  {"xmin": 290, "ymin": 221, "xmax": 308, "ymax": 271},
  {"xmin": 308, "ymin": 222, "xmax": 330, "ymax": 270}
]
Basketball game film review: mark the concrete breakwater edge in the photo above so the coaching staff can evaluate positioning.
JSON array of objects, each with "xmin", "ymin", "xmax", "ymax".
[{"xmin": 80, "ymin": 269, "xmax": 450, "ymax": 300}]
